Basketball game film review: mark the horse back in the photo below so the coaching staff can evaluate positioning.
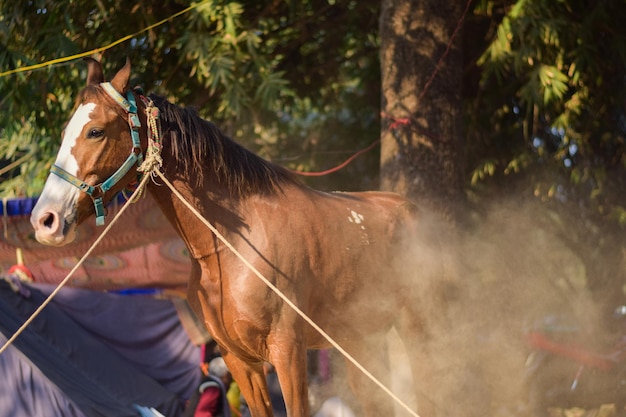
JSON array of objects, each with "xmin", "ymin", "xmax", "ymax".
[{"xmin": 249, "ymin": 187, "xmax": 422, "ymax": 339}]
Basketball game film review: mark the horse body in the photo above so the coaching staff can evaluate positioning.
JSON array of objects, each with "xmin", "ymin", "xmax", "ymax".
[
  {"xmin": 30, "ymin": 59, "xmax": 438, "ymax": 417},
  {"xmin": 153, "ymin": 172, "xmax": 423, "ymax": 416},
  {"xmin": 158, "ymin": 179, "xmax": 417, "ymax": 341}
]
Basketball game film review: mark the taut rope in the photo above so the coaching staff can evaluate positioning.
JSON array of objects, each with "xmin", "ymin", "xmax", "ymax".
[
  {"xmin": 152, "ymin": 169, "xmax": 421, "ymax": 417},
  {"xmin": 0, "ymin": 102, "xmax": 420, "ymax": 415},
  {"xmin": 0, "ymin": 98, "xmax": 164, "ymax": 355},
  {"xmin": 0, "ymin": 171, "xmax": 154, "ymax": 356}
]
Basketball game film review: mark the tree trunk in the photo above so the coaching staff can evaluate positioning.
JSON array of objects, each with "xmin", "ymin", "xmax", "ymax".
[
  {"xmin": 378, "ymin": 3, "xmax": 488, "ymax": 417},
  {"xmin": 379, "ymin": 0, "xmax": 465, "ymax": 223}
]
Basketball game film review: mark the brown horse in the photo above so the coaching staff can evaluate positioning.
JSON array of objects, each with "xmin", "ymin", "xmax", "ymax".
[{"xmin": 31, "ymin": 59, "xmax": 445, "ymax": 417}]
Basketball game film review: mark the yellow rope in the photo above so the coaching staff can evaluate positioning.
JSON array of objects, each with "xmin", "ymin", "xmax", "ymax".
[
  {"xmin": 0, "ymin": 171, "xmax": 153, "ymax": 356},
  {"xmin": 0, "ymin": 0, "xmax": 211, "ymax": 78},
  {"xmin": 153, "ymin": 169, "xmax": 421, "ymax": 417}
]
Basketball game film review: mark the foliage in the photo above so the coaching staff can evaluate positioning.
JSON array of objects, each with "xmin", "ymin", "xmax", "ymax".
[
  {"xmin": 2, "ymin": 0, "xmax": 626, "ymax": 380},
  {"xmin": 1, "ymin": 0, "xmax": 625, "ymax": 230},
  {"xmin": 0, "ymin": 0, "xmax": 380, "ymax": 196},
  {"xmin": 469, "ymin": 0, "xmax": 626, "ymax": 227}
]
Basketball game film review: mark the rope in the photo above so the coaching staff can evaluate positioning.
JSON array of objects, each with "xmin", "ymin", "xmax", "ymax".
[
  {"xmin": 288, "ymin": 139, "xmax": 380, "ymax": 177},
  {"xmin": 291, "ymin": 0, "xmax": 473, "ymax": 178},
  {"xmin": 0, "ymin": 0, "xmax": 211, "ymax": 78},
  {"xmin": 0, "ymin": 3, "xmax": 473, "ymax": 410},
  {"xmin": 380, "ymin": 0, "xmax": 472, "ymax": 133},
  {"xmin": 153, "ymin": 169, "xmax": 421, "ymax": 417},
  {"xmin": 416, "ymin": 0, "xmax": 472, "ymax": 106},
  {"xmin": 138, "ymin": 100, "xmax": 163, "ymax": 174},
  {"xmin": 0, "ymin": 95, "xmax": 162, "ymax": 354},
  {"xmin": 0, "ymin": 171, "xmax": 153, "ymax": 356},
  {"xmin": 0, "ymin": 156, "xmax": 420, "ymax": 415}
]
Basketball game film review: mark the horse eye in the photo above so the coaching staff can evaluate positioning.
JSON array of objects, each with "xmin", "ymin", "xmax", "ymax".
[{"xmin": 87, "ymin": 128, "xmax": 104, "ymax": 139}]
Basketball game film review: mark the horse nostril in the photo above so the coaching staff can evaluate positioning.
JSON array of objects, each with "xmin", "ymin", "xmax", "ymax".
[
  {"xmin": 43, "ymin": 213, "xmax": 54, "ymax": 228},
  {"xmin": 39, "ymin": 212, "xmax": 57, "ymax": 230}
]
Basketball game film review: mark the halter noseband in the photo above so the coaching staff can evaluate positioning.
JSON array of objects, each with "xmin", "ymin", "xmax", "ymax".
[{"xmin": 50, "ymin": 82, "xmax": 144, "ymax": 226}]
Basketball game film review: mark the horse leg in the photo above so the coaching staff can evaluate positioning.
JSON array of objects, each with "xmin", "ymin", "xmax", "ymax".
[
  {"xmin": 343, "ymin": 335, "xmax": 394, "ymax": 417},
  {"xmin": 395, "ymin": 307, "xmax": 441, "ymax": 417},
  {"xmin": 221, "ymin": 352, "xmax": 274, "ymax": 417},
  {"xmin": 268, "ymin": 338, "xmax": 309, "ymax": 417}
]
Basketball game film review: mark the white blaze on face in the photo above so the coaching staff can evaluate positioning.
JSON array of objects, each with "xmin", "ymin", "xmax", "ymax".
[
  {"xmin": 41, "ymin": 102, "xmax": 97, "ymax": 208},
  {"xmin": 31, "ymin": 103, "xmax": 97, "ymax": 244},
  {"xmin": 57, "ymin": 103, "xmax": 97, "ymax": 175}
]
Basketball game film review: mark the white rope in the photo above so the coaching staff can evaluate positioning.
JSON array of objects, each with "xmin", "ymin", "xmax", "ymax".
[
  {"xmin": 0, "ymin": 157, "xmax": 420, "ymax": 417},
  {"xmin": 0, "ymin": 172, "xmax": 153, "ymax": 356},
  {"xmin": 153, "ymin": 169, "xmax": 420, "ymax": 417},
  {"xmin": 0, "ymin": 93, "xmax": 162, "ymax": 356}
]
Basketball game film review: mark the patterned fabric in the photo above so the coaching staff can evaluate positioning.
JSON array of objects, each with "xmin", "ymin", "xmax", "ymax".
[{"xmin": 0, "ymin": 194, "xmax": 190, "ymax": 290}]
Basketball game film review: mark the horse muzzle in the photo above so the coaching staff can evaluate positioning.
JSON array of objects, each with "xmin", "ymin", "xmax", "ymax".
[{"xmin": 31, "ymin": 209, "xmax": 77, "ymax": 246}]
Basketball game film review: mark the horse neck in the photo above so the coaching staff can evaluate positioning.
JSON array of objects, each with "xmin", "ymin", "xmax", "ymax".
[
  {"xmin": 142, "ymin": 96, "xmax": 288, "ymax": 258},
  {"xmin": 146, "ymin": 155, "xmax": 244, "ymax": 260}
]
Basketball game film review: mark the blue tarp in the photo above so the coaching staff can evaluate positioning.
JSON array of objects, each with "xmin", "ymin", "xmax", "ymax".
[
  {"xmin": 0, "ymin": 196, "xmax": 37, "ymax": 217},
  {"xmin": 0, "ymin": 278, "xmax": 201, "ymax": 417}
]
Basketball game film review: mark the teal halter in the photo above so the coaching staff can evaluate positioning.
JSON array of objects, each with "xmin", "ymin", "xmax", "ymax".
[{"xmin": 50, "ymin": 83, "xmax": 144, "ymax": 226}]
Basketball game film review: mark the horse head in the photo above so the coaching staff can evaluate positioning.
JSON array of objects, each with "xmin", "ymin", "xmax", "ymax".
[{"xmin": 31, "ymin": 58, "xmax": 146, "ymax": 246}]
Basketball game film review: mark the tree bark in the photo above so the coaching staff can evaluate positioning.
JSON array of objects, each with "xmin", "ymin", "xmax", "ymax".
[
  {"xmin": 379, "ymin": 0, "xmax": 465, "ymax": 222},
  {"xmin": 378, "ymin": 3, "xmax": 483, "ymax": 416}
]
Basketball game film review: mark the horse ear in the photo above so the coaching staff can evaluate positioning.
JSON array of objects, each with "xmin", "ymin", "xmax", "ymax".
[
  {"xmin": 84, "ymin": 58, "xmax": 104, "ymax": 85},
  {"xmin": 110, "ymin": 58, "xmax": 131, "ymax": 93}
]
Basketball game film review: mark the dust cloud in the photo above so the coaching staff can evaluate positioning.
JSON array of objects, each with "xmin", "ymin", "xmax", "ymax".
[{"xmin": 312, "ymin": 197, "xmax": 602, "ymax": 417}]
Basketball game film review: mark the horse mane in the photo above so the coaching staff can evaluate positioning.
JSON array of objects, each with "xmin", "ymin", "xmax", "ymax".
[{"xmin": 148, "ymin": 94, "xmax": 297, "ymax": 196}]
